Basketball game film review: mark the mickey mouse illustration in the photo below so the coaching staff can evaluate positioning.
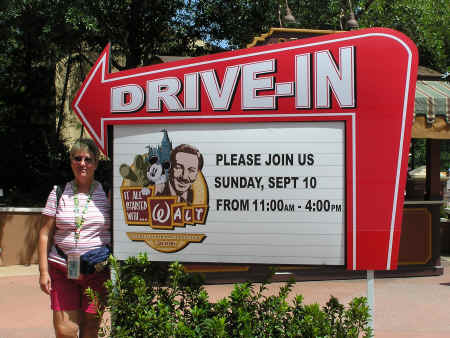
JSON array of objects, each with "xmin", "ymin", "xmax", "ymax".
[
  {"xmin": 147, "ymin": 155, "xmax": 169, "ymax": 185},
  {"xmin": 141, "ymin": 155, "xmax": 170, "ymax": 196}
]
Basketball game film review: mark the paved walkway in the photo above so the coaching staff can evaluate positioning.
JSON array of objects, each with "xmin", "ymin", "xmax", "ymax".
[{"xmin": 1, "ymin": 259, "xmax": 449, "ymax": 337}]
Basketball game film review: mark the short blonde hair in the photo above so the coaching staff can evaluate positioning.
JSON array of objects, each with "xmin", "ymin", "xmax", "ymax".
[{"xmin": 70, "ymin": 138, "xmax": 100, "ymax": 163}]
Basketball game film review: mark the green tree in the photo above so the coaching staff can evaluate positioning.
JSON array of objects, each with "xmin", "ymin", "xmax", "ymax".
[
  {"xmin": 195, "ymin": 0, "xmax": 448, "ymax": 72},
  {"xmin": 0, "ymin": 0, "xmax": 79, "ymax": 205},
  {"xmin": 194, "ymin": 0, "xmax": 343, "ymax": 49},
  {"xmin": 0, "ymin": 0, "xmax": 210, "ymax": 205},
  {"xmin": 357, "ymin": 0, "xmax": 449, "ymax": 72},
  {"xmin": 65, "ymin": 0, "xmax": 213, "ymax": 70}
]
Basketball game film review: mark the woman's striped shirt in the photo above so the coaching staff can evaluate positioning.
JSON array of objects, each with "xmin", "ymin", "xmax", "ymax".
[{"xmin": 42, "ymin": 181, "xmax": 111, "ymax": 267}]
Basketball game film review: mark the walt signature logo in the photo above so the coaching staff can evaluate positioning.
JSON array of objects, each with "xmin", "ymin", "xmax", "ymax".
[{"xmin": 152, "ymin": 200, "xmax": 171, "ymax": 224}]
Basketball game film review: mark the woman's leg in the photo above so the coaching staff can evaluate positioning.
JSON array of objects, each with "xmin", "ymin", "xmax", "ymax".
[
  {"xmin": 53, "ymin": 310, "xmax": 80, "ymax": 338},
  {"xmin": 79, "ymin": 312, "xmax": 101, "ymax": 338},
  {"xmin": 79, "ymin": 269, "xmax": 109, "ymax": 337},
  {"xmin": 49, "ymin": 264, "xmax": 82, "ymax": 338}
]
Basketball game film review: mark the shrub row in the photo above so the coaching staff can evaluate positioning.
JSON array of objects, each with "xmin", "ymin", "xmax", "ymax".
[{"xmin": 90, "ymin": 254, "xmax": 372, "ymax": 337}]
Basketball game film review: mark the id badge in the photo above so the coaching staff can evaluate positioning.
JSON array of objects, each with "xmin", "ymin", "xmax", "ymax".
[{"xmin": 67, "ymin": 254, "xmax": 81, "ymax": 279}]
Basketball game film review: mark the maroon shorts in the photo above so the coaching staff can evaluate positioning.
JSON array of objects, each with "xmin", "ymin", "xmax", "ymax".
[{"xmin": 49, "ymin": 262, "xmax": 109, "ymax": 314}]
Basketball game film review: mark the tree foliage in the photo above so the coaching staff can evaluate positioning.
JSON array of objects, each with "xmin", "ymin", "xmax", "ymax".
[
  {"xmin": 195, "ymin": 0, "xmax": 448, "ymax": 72},
  {"xmin": 0, "ymin": 0, "xmax": 208, "ymax": 206},
  {"xmin": 0, "ymin": 0, "xmax": 77, "ymax": 205},
  {"xmin": 194, "ymin": 0, "xmax": 343, "ymax": 49},
  {"xmin": 64, "ymin": 0, "xmax": 213, "ymax": 70},
  {"xmin": 357, "ymin": 0, "xmax": 449, "ymax": 72}
]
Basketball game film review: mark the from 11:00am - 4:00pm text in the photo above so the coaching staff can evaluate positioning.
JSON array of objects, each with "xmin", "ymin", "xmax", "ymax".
[{"xmin": 215, "ymin": 199, "xmax": 343, "ymax": 212}]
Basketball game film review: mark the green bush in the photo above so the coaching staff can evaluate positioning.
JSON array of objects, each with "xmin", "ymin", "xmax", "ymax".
[{"xmin": 90, "ymin": 254, "xmax": 373, "ymax": 337}]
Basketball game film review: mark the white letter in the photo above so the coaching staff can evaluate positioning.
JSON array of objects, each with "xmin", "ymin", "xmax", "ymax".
[
  {"xmin": 184, "ymin": 73, "xmax": 199, "ymax": 111},
  {"xmin": 242, "ymin": 60, "xmax": 275, "ymax": 110},
  {"xmin": 111, "ymin": 85, "xmax": 144, "ymax": 113},
  {"xmin": 200, "ymin": 66, "xmax": 240, "ymax": 110},
  {"xmin": 147, "ymin": 77, "xmax": 183, "ymax": 112},
  {"xmin": 173, "ymin": 207, "xmax": 182, "ymax": 222},
  {"xmin": 315, "ymin": 46, "xmax": 355, "ymax": 108},
  {"xmin": 295, "ymin": 53, "xmax": 311, "ymax": 109},
  {"xmin": 195, "ymin": 208, "xmax": 204, "ymax": 220}
]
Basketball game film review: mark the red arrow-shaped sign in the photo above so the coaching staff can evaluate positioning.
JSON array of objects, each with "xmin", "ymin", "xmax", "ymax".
[
  {"xmin": 72, "ymin": 27, "xmax": 418, "ymax": 270},
  {"xmin": 73, "ymin": 27, "xmax": 417, "ymax": 157}
]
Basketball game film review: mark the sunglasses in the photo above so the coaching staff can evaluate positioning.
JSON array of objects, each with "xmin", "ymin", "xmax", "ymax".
[{"xmin": 73, "ymin": 156, "xmax": 94, "ymax": 164}]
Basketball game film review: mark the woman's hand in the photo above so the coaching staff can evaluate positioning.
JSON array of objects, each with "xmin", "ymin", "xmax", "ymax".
[{"xmin": 39, "ymin": 271, "xmax": 52, "ymax": 295}]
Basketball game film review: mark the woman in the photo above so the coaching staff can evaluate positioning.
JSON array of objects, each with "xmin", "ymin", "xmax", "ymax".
[{"xmin": 38, "ymin": 138, "xmax": 111, "ymax": 338}]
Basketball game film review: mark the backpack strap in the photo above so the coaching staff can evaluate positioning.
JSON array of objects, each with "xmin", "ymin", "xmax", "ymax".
[
  {"xmin": 54, "ymin": 244, "xmax": 67, "ymax": 259},
  {"xmin": 55, "ymin": 182, "xmax": 109, "ymax": 207},
  {"xmin": 55, "ymin": 184, "xmax": 64, "ymax": 208},
  {"xmin": 102, "ymin": 181, "xmax": 110, "ymax": 196}
]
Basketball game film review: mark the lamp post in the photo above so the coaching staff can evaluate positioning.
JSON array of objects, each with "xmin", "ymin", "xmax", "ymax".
[
  {"xmin": 346, "ymin": 0, "xmax": 359, "ymax": 30},
  {"xmin": 284, "ymin": 0, "xmax": 296, "ymax": 26}
]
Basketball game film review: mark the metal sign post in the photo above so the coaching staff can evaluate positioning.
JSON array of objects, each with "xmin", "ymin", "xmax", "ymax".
[{"xmin": 367, "ymin": 270, "xmax": 375, "ymax": 331}]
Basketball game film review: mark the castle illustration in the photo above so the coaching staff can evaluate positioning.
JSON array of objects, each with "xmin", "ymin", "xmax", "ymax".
[{"xmin": 146, "ymin": 129, "xmax": 172, "ymax": 175}]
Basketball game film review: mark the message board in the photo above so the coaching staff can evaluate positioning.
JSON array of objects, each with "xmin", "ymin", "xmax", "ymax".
[
  {"xmin": 73, "ymin": 28, "xmax": 419, "ymax": 270},
  {"xmin": 113, "ymin": 122, "xmax": 345, "ymax": 265}
]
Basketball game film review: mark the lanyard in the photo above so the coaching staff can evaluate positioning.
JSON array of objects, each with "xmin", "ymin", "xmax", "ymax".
[{"xmin": 72, "ymin": 181, "xmax": 96, "ymax": 244}]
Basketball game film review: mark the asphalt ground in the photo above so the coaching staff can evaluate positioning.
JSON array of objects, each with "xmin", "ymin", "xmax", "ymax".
[{"xmin": 1, "ymin": 258, "xmax": 449, "ymax": 338}]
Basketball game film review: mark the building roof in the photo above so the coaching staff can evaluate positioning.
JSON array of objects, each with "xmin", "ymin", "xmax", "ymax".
[
  {"xmin": 414, "ymin": 80, "xmax": 450, "ymax": 124},
  {"xmin": 412, "ymin": 81, "xmax": 450, "ymax": 139}
]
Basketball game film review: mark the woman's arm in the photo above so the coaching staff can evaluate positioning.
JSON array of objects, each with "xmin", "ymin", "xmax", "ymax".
[{"xmin": 38, "ymin": 215, "xmax": 55, "ymax": 295}]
